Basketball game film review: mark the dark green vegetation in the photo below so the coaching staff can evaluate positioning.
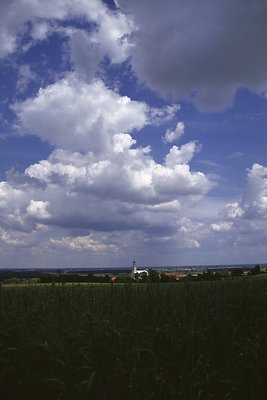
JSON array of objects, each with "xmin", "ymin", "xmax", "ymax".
[
  {"xmin": 0, "ymin": 265, "xmax": 265, "ymax": 285},
  {"xmin": 0, "ymin": 280, "xmax": 267, "ymax": 400}
]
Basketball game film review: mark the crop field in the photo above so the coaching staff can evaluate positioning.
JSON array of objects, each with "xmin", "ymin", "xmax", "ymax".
[{"xmin": 0, "ymin": 279, "xmax": 267, "ymax": 400}]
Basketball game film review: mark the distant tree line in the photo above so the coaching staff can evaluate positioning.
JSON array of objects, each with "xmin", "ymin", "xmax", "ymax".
[
  {"xmin": 0, "ymin": 265, "xmax": 264, "ymax": 285},
  {"xmin": 39, "ymin": 273, "xmax": 112, "ymax": 284},
  {"xmin": 181, "ymin": 264, "xmax": 264, "ymax": 282}
]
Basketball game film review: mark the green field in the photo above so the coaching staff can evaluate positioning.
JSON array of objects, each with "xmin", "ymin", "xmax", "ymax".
[{"xmin": 0, "ymin": 280, "xmax": 267, "ymax": 399}]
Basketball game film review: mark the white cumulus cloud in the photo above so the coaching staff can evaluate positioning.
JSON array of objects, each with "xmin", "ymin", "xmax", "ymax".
[
  {"xmin": 165, "ymin": 142, "xmax": 201, "ymax": 167},
  {"xmin": 0, "ymin": 0, "xmax": 133, "ymax": 64},
  {"xmin": 163, "ymin": 121, "xmax": 185, "ymax": 143},
  {"xmin": 50, "ymin": 234, "xmax": 118, "ymax": 252},
  {"xmin": 26, "ymin": 200, "xmax": 51, "ymax": 220},
  {"xmin": 13, "ymin": 75, "xmax": 148, "ymax": 154},
  {"xmin": 211, "ymin": 222, "xmax": 233, "ymax": 232}
]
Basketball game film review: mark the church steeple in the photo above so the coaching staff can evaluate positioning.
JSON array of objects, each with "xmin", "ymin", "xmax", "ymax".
[{"xmin": 132, "ymin": 259, "xmax": 137, "ymax": 274}]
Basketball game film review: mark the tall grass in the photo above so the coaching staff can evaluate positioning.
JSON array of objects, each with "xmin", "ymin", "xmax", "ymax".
[{"xmin": 0, "ymin": 280, "xmax": 267, "ymax": 399}]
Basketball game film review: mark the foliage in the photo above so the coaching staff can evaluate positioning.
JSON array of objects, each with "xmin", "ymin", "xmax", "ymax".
[
  {"xmin": 249, "ymin": 265, "xmax": 262, "ymax": 276},
  {"xmin": 148, "ymin": 268, "xmax": 160, "ymax": 283},
  {"xmin": 114, "ymin": 273, "xmax": 134, "ymax": 283},
  {"xmin": 180, "ymin": 269, "xmax": 224, "ymax": 282},
  {"xmin": 39, "ymin": 273, "xmax": 112, "ymax": 284},
  {"xmin": 0, "ymin": 280, "xmax": 267, "ymax": 399},
  {"xmin": 160, "ymin": 273, "xmax": 177, "ymax": 283},
  {"xmin": 231, "ymin": 268, "xmax": 244, "ymax": 277},
  {"xmin": 139, "ymin": 271, "xmax": 149, "ymax": 283}
]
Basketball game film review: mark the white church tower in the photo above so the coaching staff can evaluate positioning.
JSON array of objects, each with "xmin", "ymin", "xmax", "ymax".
[{"xmin": 132, "ymin": 259, "xmax": 137, "ymax": 275}]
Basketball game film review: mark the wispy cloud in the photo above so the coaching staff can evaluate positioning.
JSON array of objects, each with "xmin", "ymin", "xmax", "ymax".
[{"xmin": 226, "ymin": 151, "xmax": 244, "ymax": 160}]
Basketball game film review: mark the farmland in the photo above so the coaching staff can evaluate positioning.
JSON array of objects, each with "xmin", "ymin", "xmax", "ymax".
[{"xmin": 0, "ymin": 279, "xmax": 267, "ymax": 399}]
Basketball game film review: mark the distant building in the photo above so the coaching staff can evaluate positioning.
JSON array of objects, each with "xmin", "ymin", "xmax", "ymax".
[{"xmin": 131, "ymin": 260, "xmax": 148, "ymax": 278}]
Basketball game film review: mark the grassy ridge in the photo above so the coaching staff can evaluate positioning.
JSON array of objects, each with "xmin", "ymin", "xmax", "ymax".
[{"xmin": 0, "ymin": 280, "xmax": 267, "ymax": 399}]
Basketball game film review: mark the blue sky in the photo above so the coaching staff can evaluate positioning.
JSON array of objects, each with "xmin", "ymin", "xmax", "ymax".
[{"xmin": 0, "ymin": 0, "xmax": 267, "ymax": 268}]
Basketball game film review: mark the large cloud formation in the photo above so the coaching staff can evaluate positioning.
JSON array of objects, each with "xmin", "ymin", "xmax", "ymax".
[
  {"xmin": 204, "ymin": 164, "xmax": 267, "ymax": 263},
  {"xmin": 224, "ymin": 164, "xmax": 267, "ymax": 221},
  {"xmin": 0, "ymin": 0, "xmax": 213, "ymax": 266},
  {"xmin": 13, "ymin": 75, "xmax": 148, "ymax": 153},
  {"xmin": 0, "ymin": 0, "xmax": 132, "ymax": 72},
  {"xmin": 117, "ymin": 0, "xmax": 267, "ymax": 111},
  {"xmin": 0, "ymin": 66, "xmax": 213, "ymax": 266},
  {"xmin": 8, "ymin": 74, "xmax": 212, "ymax": 230}
]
